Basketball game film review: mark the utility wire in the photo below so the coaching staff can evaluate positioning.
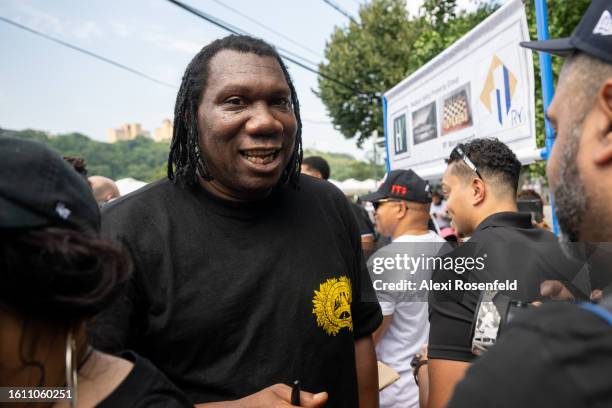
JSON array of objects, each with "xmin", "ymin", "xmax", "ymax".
[
  {"xmin": 165, "ymin": 0, "xmax": 373, "ymax": 97},
  {"xmin": 0, "ymin": 16, "xmax": 177, "ymax": 89},
  {"xmin": 208, "ymin": 0, "xmax": 325, "ymax": 61},
  {"xmin": 322, "ymin": 0, "xmax": 359, "ymax": 25},
  {"xmin": 166, "ymin": 0, "xmax": 318, "ymax": 67}
]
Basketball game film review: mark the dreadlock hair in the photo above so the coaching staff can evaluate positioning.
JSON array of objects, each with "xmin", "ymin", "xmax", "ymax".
[{"xmin": 167, "ymin": 35, "xmax": 303, "ymax": 188}]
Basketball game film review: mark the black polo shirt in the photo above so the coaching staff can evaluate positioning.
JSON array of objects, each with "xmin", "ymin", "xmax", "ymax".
[{"xmin": 428, "ymin": 212, "xmax": 588, "ymax": 362}]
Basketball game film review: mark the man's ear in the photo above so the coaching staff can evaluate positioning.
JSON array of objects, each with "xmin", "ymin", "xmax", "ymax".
[
  {"xmin": 471, "ymin": 177, "xmax": 486, "ymax": 206},
  {"xmin": 593, "ymin": 80, "xmax": 612, "ymax": 166},
  {"xmin": 396, "ymin": 200, "xmax": 408, "ymax": 219}
]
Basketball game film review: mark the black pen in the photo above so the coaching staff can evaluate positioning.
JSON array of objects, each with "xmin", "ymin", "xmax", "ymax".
[{"xmin": 291, "ymin": 379, "xmax": 301, "ymax": 406}]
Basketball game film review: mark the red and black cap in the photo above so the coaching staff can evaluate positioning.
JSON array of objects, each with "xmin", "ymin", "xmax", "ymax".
[
  {"xmin": 361, "ymin": 169, "xmax": 431, "ymax": 204},
  {"xmin": 520, "ymin": 0, "xmax": 612, "ymax": 64},
  {"xmin": 0, "ymin": 137, "xmax": 100, "ymax": 234}
]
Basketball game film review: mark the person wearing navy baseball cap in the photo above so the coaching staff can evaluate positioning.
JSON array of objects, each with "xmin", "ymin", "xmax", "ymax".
[
  {"xmin": 444, "ymin": 3, "xmax": 612, "ymax": 408},
  {"xmin": 361, "ymin": 169, "xmax": 445, "ymax": 408}
]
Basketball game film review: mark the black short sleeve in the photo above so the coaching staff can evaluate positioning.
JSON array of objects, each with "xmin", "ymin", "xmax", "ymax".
[
  {"xmin": 88, "ymin": 198, "xmax": 153, "ymax": 353},
  {"xmin": 344, "ymin": 198, "xmax": 382, "ymax": 338},
  {"xmin": 427, "ymin": 243, "xmax": 481, "ymax": 362},
  {"xmin": 350, "ymin": 202, "xmax": 375, "ymax": 237}
]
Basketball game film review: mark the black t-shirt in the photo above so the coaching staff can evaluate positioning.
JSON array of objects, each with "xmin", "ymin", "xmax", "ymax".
[
  {"xmin": 98, "ymin": 351, "xmax": 192, "ymax": 407},
  {"xmin": 447, "ymin": 301, "xmax": 612, "ymax": 408},
  {"xmin": 89, "ymin": 176, "xmax": 382, "ymax": 406},
  {"xmin": 428, "ymin": 212, "xmax": 588, "ymax": 362}
]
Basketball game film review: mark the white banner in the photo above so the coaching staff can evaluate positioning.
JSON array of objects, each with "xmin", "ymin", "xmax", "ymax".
[{"xmin": 384, "ymin": 0, "xmax": 537, "ymax": 179}]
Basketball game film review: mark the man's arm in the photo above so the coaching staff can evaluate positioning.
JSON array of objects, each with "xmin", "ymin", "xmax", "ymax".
[
  {"xmin": 371, "ymin": 314, "xmax": 392, "ymax": 345},
  {"xmin": 426, "ymin": 360, "xmax": 469, "ymax": 408},
  {"xmin": 355, "ymin": 335, "xmax": 379, "ymax": 408}
]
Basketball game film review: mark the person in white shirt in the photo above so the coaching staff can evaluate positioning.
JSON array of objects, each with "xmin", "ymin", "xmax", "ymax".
[
  {"xmin": 430, "ymin": 191, "xmax": 451, "ymax": 230},
  {"xmin": 362, "ymin": 169, "xmax": 446, "ymax": 408}
]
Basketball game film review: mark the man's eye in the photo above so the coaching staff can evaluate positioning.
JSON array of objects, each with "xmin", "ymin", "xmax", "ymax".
[
  {"xmin": 225, "ymin": 97, "xmax": 245, "ymax": 106},
  {"xmin": 273, "ymin": 97, "xmax": 290, "ymax": 107}
]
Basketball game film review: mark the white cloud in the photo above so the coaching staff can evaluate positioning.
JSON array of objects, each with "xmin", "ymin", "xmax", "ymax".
[
  {"xmin": 140, "ymin": 28, "xmax": 205, "ymax": 55},
  {"xmin": 109, "ymin": 21, "xmax": 133, "ymax": 38},
  {"xmin": 71, "ymin": 20, "xmax": 103, "ymax": 41},
  {"xmin": 11, "ymin": 2, "xmax": 103, "ymax": 42}
]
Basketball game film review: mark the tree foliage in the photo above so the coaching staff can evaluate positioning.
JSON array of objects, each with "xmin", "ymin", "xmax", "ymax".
[
  {"xmin": 524, "ymin": 0, "xmax": 591, "ymax": 178},
  {"xmin": 318, "ymin": 0, "xmax": 497, "ymax": 147}
]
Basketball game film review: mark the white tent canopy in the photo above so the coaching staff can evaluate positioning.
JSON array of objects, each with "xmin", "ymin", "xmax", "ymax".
[
  {"xmin": 329, "ymin": 178, "xmax": 378, "ymax": 195},
  {"xmin": 116, "ymin": 177, "xmax": 147, "ymax": 196}
]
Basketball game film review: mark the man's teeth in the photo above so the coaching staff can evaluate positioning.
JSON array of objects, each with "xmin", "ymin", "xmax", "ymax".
[{"xmin": 243, "ymin": 151, "xmax": 278, "ymax": 164}]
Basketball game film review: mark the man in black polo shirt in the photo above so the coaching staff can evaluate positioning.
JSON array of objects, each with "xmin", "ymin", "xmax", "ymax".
[
  {"xmin": 425, "ymin": 138, "xmax": 585, "ymax": 408},
  {"xmin": 446, "ymin": 1, "xmax": 612, "ymax": 406}
]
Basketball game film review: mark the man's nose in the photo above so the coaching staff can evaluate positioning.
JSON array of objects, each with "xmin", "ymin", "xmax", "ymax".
[{"xmin": 245, "ymin": 102, "xmax": 284, "ymax": 137}]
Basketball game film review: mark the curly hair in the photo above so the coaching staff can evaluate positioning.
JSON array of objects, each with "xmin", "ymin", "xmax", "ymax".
[
  {"xmin": 447, "ymin": 138, "xmax": 521, "ymax": 193},
  {"xmin": 0, "ymin": 227, "xmax": 131, "ymax": 323},
  {"xmin": 167, "ymin": 35, "xmax": 302, "ymax": 188}
]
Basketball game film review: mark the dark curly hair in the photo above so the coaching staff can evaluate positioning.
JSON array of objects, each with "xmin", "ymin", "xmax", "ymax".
[
  {"xmin": 167, "ymin": 34, "xmax": 302, "ymax": 188},
  {"xmin": 447, "ymin": 138, "xmax": 521, "ymax": 193},
  {"xmin": 0, "ymin": 227, "xmax": 131, "ymax": 323}
]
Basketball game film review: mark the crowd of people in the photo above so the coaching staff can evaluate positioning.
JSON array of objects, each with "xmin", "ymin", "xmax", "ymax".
[{"xmin": 1, "ymin": 2, "xmax": 611, "ymax": 407}]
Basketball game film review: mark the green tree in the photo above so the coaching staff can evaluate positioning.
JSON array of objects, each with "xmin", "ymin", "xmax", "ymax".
[
  {"xmin": 317, "ymin": 0, "xmax": 421, "ymax": 147},
  {"xmin": 318, "ymin": 0, "xmax": 498, "ymax": 147},
  {"xmin": 524, "ymin": 0, "xmax": 591, "ymax": 178}
]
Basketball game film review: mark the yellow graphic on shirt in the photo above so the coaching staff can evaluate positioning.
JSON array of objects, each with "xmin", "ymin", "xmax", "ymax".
[{"xmin": 312, "ymin": 276, "xmax": 353, "ymax": 336}]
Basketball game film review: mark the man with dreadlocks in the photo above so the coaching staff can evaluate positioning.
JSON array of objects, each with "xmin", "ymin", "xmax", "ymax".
[{"xmin": 90, "ymin": 35, "xmax": 382, "ymax": 407}]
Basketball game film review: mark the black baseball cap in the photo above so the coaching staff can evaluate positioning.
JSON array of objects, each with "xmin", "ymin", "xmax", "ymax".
[
  {"xmin": 361, "ymin": 169, "xmax": 432, "ymax": 203},
  {"xmin": 0, "ymin": 137, "xmax": 100, "ymax": 234},
  {"xmin": 520, "ymin": 0, "xmax": 612, "ymax": 64}
]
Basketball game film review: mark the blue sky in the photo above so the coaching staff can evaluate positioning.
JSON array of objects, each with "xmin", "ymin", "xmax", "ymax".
[{"xmin": 0, "ymin": 0, "xmax": 500, "ymax": 160}]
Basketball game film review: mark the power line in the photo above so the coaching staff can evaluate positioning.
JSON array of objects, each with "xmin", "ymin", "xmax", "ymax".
[
  {"xmin": 207, "ymin": 0, "xmax": 325, "ymax": 61},
  {"xmin": 322, "ymin": 0, "xmax": 359, "ymax": 25},
  {"xmin": 165, "ymin": 0, "xmax": 318, "ymax": 67},
  {"xmin": 0, "ymin": 16, "xmax": 177, "ymax": 90},
  {"xmin": 165, "ymin": 0, "xmax": 373, "ymax": 97}
]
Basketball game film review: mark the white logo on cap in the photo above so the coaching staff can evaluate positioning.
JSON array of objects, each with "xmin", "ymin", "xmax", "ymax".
[
  {"xmin": 56, "ymin": 202, "xmax": 71, "ymax": 220},
  {"xmin": 593, "ymin": 10, "xmax": 612, "ymax": 36}
]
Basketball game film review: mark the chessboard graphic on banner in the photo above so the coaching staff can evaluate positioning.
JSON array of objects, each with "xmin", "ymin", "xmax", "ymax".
[{"xmin": 442, "ymin": 83, "xmax": 473, "ymax": 136}]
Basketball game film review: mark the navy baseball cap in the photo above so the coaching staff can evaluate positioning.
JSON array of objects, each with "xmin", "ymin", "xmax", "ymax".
[
  {"xmin": 520, "ymin": 0, "xmax": 612, "ymax": 64},
  {"xmin": 0, "ymin": 137, "xmax": 100, "ymax": 234},
  {"xmin": 361, "ymin": 169, "xmax": 431, "ymax": 204}
]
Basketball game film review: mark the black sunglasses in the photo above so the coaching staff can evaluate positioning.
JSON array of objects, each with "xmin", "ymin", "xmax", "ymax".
[
  {"xmin": 455, "ymin": 146, "xmax": 482, "ymax": 180},
  {"xmin": 372, "ymin": 199, "xmax": 400, "ymax": 211}
]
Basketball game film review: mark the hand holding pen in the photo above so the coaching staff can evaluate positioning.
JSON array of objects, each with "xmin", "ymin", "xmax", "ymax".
[{"xmin": 227, "ymin": 383, "xmax": 327, "ymax": 407}]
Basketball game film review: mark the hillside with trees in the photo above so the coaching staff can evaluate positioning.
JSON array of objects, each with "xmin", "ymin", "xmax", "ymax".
[{"xmin": 0, "ymin": 128, "xmax": 382, "ymax": 182}]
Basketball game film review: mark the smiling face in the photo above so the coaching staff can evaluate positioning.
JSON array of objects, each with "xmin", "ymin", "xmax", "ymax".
[{"xmin": 196, "ymin": 50, "xmax": 297, "ymax": 201}]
